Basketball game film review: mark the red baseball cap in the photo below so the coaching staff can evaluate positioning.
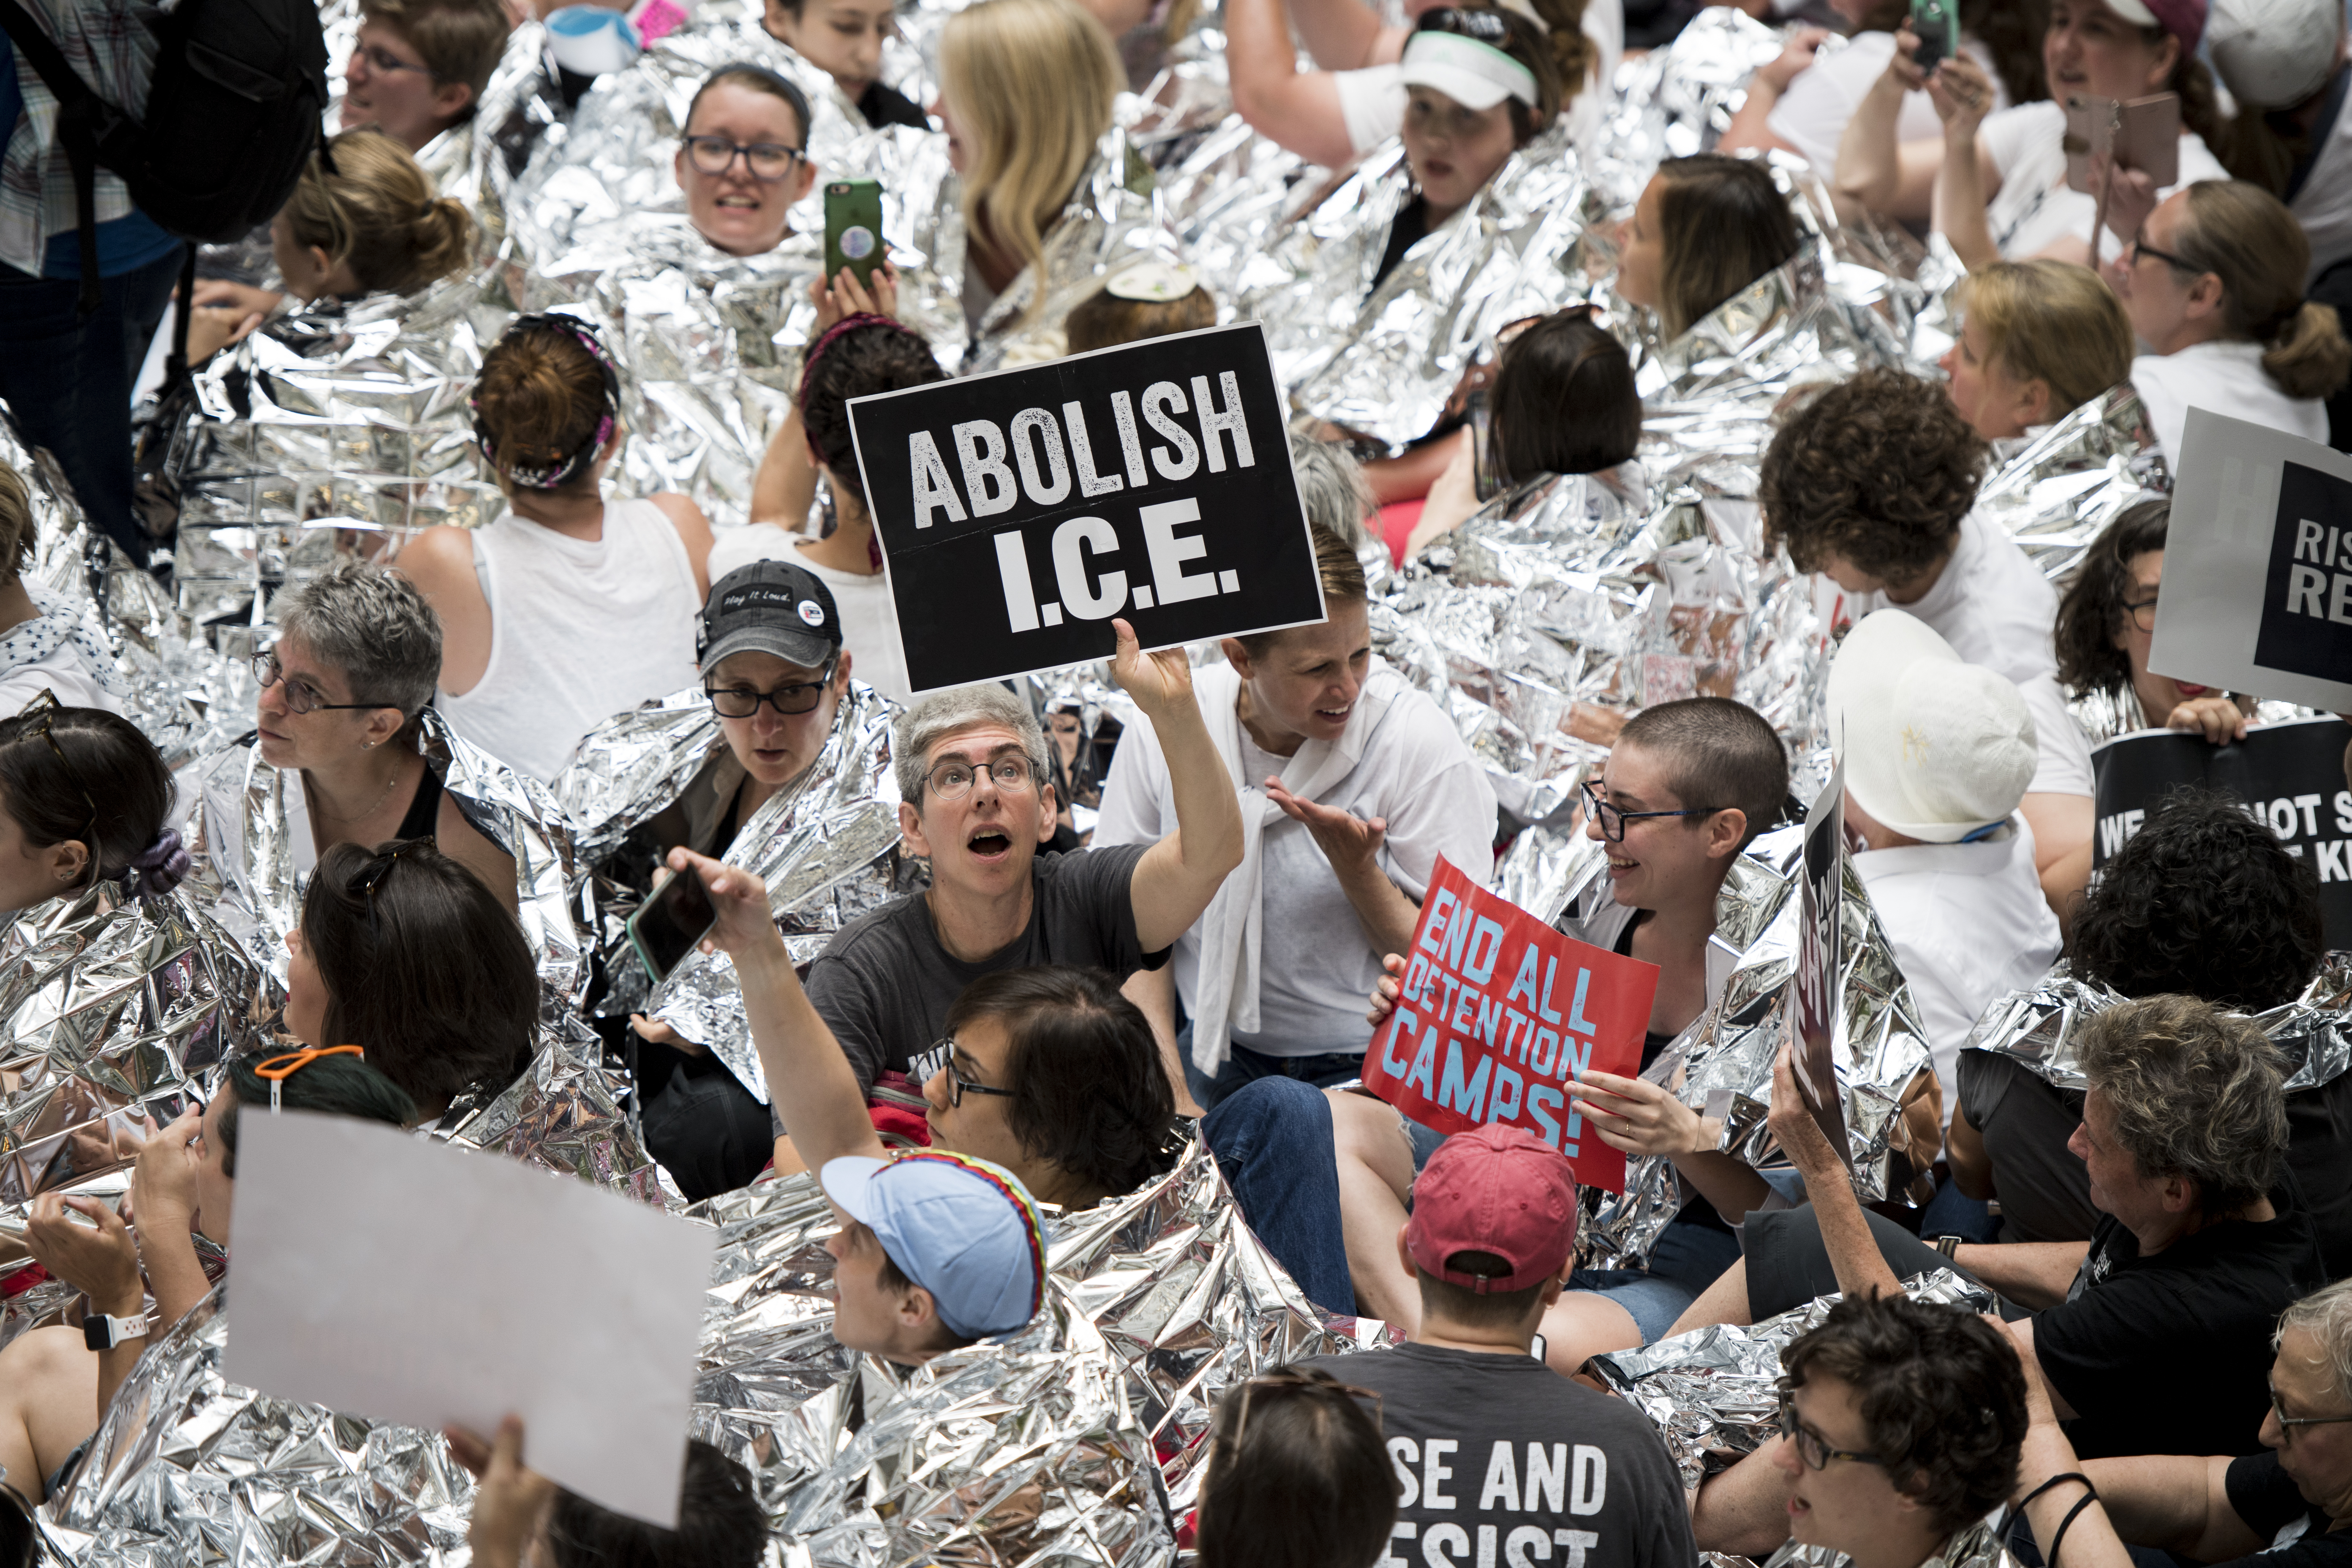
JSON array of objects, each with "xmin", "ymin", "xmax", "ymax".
[{"xmin": 1405, "ymin": 1125, "xmax": 1580, "ymax": 1294}]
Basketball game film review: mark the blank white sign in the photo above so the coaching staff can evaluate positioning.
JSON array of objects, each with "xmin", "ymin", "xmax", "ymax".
[{"xmin": 221, "ymin": 1111, "xmax": 716, "ymax": 1527}]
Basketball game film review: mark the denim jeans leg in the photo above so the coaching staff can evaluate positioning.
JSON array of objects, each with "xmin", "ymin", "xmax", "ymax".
[
  {"xmin": 1184, "ymin": 1034, "xmax": 1281, "ymax": 1113},
  {"xmin": 1200, "ymin": 1075, "xmax": 1356, "ymax": 1316}
]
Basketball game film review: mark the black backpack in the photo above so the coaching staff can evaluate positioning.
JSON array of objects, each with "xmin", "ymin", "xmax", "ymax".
[{"xmin": 0, "ymin": 0, "xmax": 327, "ymax": 327}]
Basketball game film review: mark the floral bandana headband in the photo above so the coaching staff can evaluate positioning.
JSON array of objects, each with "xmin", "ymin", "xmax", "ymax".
[{"xmin": 471, "ymin": 313, "xmax": 622, "ymax": 490}]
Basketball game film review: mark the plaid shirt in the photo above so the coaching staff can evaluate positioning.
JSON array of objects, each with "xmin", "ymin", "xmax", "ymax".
[{"xmin": 1, "ymin": 0, "xmax": 156, "ymax": 276}]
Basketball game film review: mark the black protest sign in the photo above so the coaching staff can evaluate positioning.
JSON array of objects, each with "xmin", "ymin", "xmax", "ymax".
[
  {"xmin": 2092, "ymin": 716, "xmax": 2352, "ymax": 947},
  {"xmin": 1787, "ymin": 764, "xmax": 1849, "ymax": 1162},
  {"xmin": 845, "ymin": 323, "xmax": 1324, "ymax": 694},
  {"xmin": 2252, "ymin": 463, "xmax": 2352, "ymax": 685}
]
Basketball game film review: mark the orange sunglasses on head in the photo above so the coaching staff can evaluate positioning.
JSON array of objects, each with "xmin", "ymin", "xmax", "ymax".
[{"xmin": 254, "ymin": 1045, "xmax": 365, "ymax": 1111}]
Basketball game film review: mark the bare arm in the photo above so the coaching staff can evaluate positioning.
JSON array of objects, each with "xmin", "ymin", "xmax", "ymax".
[
  {"xmin": 24, "ymin": 1191, "xmax": 155, "ymax": 1421},
  {"xmin": 2008, "ymin": 1318, "xmax": 2079, "ymax": 1421},
  {"xmin": 1117, "ymin": 620, "xmax": 1246, "ymax": 954},
  {"xmin": 1927, "ymin": 54, "xmax": 2004, "ymax": 269},
  {"xmin": 1949, "ymin": 1239, "xmax": 2087, "ymax": 1311},
  {"xmin": 395, "ymin": 525, "xmax": 494, "ymax": 697},
  {"xmin": 1945, "ymin": 1100, "xmax": 1995, "ymax": 1202},
  {"xmin": 1692, "ymin": 1440, "xmax": 1796, "ymax": 1559},
  {"xmin": 1122, "ymin": 966, "xmax": 1205, "ymax": 1117},
  {"xmin": 1765, "ymin": 1038, "xmax": 1907, "ymax": 1303},
  {"xmin": 750, "ymin": 405, "xmax": 819, "ymax": 531},
  {"xmin": 1224, "ymin": 0, "xmax": 1361, "ymax": 170},
  {"xmin": 1288, "ymin": 0, "xmax": 1395, "ymax": 70},
  {"xmin": 650, "ymin": 493, "xmax": 714, "ymax": 599},
  {"xmin": 667, "ymin": 847, "xmax": 886, "ymax": 1177},
  {"xmin": 1568, "ymin": 1069, "xmax": 1774, "ymax": 1225},
  {"xmin": 1834, "ymin": 37, "xmax": 1939, "ymax": 221},
  {"xmin": 2080, "ymin": 1456, "xmax": 2264, "ymax": 1560}
]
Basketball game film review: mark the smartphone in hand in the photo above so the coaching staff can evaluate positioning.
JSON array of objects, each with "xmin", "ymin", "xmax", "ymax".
[
  {"xmin": 823, "ymin": 178, "xmax": 886, "ymax": 289},
  {"xmin": 626, "ymin": 866, "xmax": 718, "ymax": 983},
  {"xmin": 2063, "ymin": 92, "xmax": 2180, "ymax": 193},
  {"xmin": 1909, "ymin": 0, "xmax": 1958, "ymax": 71}
]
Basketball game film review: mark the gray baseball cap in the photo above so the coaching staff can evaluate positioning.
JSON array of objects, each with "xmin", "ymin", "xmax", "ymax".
[{"xmin": 697, "ymin": 559, "xmax": 844, "ymax": 673}]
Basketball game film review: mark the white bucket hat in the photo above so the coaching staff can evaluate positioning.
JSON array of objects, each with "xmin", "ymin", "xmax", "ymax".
[
  {"xmin": 1825, "ymin": 610, "xmax": 2039, "ymax": 844},
  {"xmin": 1396, "ymin": 28, "xmax": 1540, "ymax": 112}
]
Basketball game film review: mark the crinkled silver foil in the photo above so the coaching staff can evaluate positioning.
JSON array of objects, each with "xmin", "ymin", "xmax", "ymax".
[
  {"xmin": 1576, "ymin": 822, "xmax": 1939, "ymax": 1268},
  {"xmin": 689, "ymin": 1132, "xmax": 1388, "ymax": 1557},
  {"xmin": 552, "ymin": 681, "xmax": 914, "ymax": 1102},
  {"xmin": 183, "ymin": 702, "xmax": 588, "ymax": 1005},
  {"xmin": 1974, "ymin": 382, "xmax": 2164, "ymax": 587},
  {"xmin": 1761, "ymin": 1520, "xmax": 2016, "ymax": 1568},
  {"xmin": 1592, "ymin": 1266, "xmax": 1993, "ymax": 1487},
  {"xmin": 1584, "ymin": 6, "xmax": 1792, "ymax": 209},
  {"xmin": 0, "ymin": 882, "xmax": 278, "ymax": 1348},
  {"xmin": 1964, "ymin": 961, "xmax": 2352, "ymax": 1096}
]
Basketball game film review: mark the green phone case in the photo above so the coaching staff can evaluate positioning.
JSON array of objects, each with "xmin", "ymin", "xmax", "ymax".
[{"xmin": 824, "ymin": 178, "xmax": 885, "ymax": 288}]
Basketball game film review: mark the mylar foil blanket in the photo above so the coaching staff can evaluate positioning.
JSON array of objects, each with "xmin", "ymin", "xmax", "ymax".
[
  {"xmin": 1761, "ymin": 1520, "xmax": 2016, "ymax": 1568},
  {"xmin": 550, "ymin": 681, "xmax": 914, "ymax": 1103},
  {"xmin": 1583, "ymin": 6, "xmax": 1792, "ymax": 210},
  {"xmin": 1591, "ymin": 1266, "xmax": 1993, "ymax": 1489},
  {"xmin": 1573, "ymin": 822, "xmax": 1939, "ymax": 1269},
  {"xmin": 435, "ymin": 1014, "xmax": 668, "ymax": 1206},
  {"xmin": 0, "ymin": 883, "xmax": 280, "ymax": 1348},
  {"xmin": 1964, "ymin": 962, "xmax": 2352, "ymax": 1097},
  {"xmin": 182, "ymin": 702, "xmax": 587, "ymax": 1005},
  {"xmin": 688, "ymin": 1132, "xmax": 1389, "ymax": 1549},
  {"xmin": 1975, "ymin": 381, "xmax": 2164, "ymax": 588}
]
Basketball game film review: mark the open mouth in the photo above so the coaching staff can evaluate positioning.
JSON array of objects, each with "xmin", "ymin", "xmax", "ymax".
[
  {"xmin": 1606, "ymin": 853, "xmax": 1639, "ymax": 877},
  {"xmin": 2175, "ymin": 682, "xmax": 2208, "ymax": 697},
  {"xmin": 714, "ymin": 194, "xmax": 762, "ymax": 210},
  {"xmin": 1316, "ymin": 703, "xmax": 1354, "ymax": 724},
  {"xmin": 1424, "ymin": 159, "xmax": 1455, "ymax": 181},
  {"xmin": 966, "ymin": 828, "xmax": 1013, "ymax": 862}
]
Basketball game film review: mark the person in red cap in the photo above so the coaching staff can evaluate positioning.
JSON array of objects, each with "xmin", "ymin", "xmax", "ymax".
[{"xmin": 1287, "ymin": 1125, "xmax": 1696, "ymax": 1568}]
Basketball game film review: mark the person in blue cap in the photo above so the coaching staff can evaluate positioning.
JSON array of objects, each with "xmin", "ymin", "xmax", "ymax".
[{"xmin": 819, "ymin": 1148, "xmax": 1051, "ymax": 1362}]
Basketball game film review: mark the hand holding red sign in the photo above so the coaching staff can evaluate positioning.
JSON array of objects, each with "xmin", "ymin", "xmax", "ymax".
[{"xmin": 1361, "ymin": 856, "xmax": 1659, "ymax": 1193}]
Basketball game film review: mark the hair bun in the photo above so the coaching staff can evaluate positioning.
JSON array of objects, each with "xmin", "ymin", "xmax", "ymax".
[{"xmin": 122, "ymin": 828, "xmax": 192, "ymax": 899}]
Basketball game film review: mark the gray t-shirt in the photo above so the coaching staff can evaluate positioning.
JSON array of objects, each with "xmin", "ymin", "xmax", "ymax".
[
  {"xmin": 780, "ymin": 844, "xmax": 1165, "ymax": 1132},
  {"xmin": 1955, "ymin": 1048, "xmax": 2095, "ymax": 1245}
]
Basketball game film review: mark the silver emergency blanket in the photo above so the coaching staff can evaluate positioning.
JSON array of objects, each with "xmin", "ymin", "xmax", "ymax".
[
  {"xmin": 1593, "ymin": 1266, "xmax": 1992, "ymax": 1486},
  {"xmin": 1964, "ymin": 961, "xmax": 2352, "ymax": 1097},
  {"xmin": 1762, "ymin": 1520, "xmax": 2016, "ymax": 1568},
  {"xmin": 1566, "ymin": 822, "xmax": 1940, "ymax": 1269},
  {"xmin": 689, "ymin": 1132, "xmax": 1390, "ymax": 1554},
  {"xmin": 0, "ymin": 882, "xmax": 279, "ymax": 1348},
  {"xmin": 1975, "ymin": 381, "xmax": 2165, "ymax": 586},
  {"xmin": 549, "ymin": 680, "xmax": 913, "ymax": 1103},
  {"xmin": 182, "ymin": 702, "xmax": 587, "ymax": 1003}
]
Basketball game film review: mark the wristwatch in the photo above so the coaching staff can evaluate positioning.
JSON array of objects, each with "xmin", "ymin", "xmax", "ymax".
[
  {"xmin": 1931, "ymin": 1234, "xmax": 1965, "ymax": 1261},
  {"xmin": 82, "ymin": 1312, "xmax": 149, "ymax": 1351}
]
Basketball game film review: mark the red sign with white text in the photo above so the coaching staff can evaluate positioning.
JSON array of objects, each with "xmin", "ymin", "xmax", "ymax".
[{"xmin": 1362, "ymin": 856, "xmax": 1658, "ymax": 1193}]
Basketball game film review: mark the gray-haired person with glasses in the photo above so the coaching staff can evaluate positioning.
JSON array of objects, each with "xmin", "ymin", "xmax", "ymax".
[
  {"xmin": 735, "ymin": 613, "xmax": 1240, "ymax": 1180},
  {"xmin": 1988, "ymin": 1276, "xmax": 2352, "ymax": 1568}
]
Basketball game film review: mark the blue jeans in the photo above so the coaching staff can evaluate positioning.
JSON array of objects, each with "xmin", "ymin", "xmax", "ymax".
[
  {"xmin": 1200, "ymin": 1075, "xmax": 1356, "ymax": 1316},
  {"xmin": 1562, "ymin": 1213, "xmax": 1745, "ymax": 1344},
  {"xmin": 0, "ymin": 246, "xmax": 184, "ymax": 566},
  {"xmin": 1182, "ymin": 1029, "xmax": 1365, "ymax": 1114}
]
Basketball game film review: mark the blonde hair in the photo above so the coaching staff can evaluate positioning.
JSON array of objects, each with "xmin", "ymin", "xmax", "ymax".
[
  {"xmin": 284, "ymin": 128, "xmax": 474, "ymax": 296},
  {"xmin": 2173, "ymin": 180, "xmax": 2352, "ymax": 403},
  {"xmin": 1959, "ymin": 259, "xmax": 2135, "ymax": 418},
  {"xmin": 0, "ymin": 461, "xmax": 32, "ymax": 585},
  {"xmin": 941, "ymin": 0, "xmax": 1121, "ymax": 324}
]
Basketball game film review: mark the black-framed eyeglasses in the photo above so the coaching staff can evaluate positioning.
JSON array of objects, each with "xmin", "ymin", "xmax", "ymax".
[
  {"xmin": 20, "ymin": 689, "xmax": 98, "ymax": 889},
  {"xmin": 911, "ymin": 1040, "xmax": 1017, "ymax": 1107},
  {"xmin": 1777, "ymin": 1391, "xmax": 1885, "ymax": 1471},
  {"xmin": 682, "ymin": 134, "xmax": 807, "ymax": 181},
  {"xmin": 253, "ymin": 652, "xmax": 388, "ymax": 718},
  {"xmin": 2270, "ymin": 1382, "xmax": 2352, "ymax": 1442},
  {"xmin": 1580, "ymin": 779, "xmax": 1726, "ymax": 843},
  {"xmin": 2129, "ymin": 232, "xmax": 2196, "ymax": 273},
  {"xmin": 705, "ymin": 659, "xmax": 836, "ymax": 718},
  {"xmin": 351, "ymin": 41, "xmax": 436, "ymax": 78},
  {"xmin": 2120, "ymin": 594, "xmax": 2158, "ymax": 634},
  {"xmin": 924, "ymin": 752, "xmax": 1038, "ymax": 802}
]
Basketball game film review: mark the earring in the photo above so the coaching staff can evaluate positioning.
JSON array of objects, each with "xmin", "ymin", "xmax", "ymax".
[{"xmin": 365, "ymin": 741, "xmax": 376, "ymax": 749}]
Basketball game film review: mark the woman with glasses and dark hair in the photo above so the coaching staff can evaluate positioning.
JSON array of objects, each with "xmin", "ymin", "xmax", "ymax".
[
  {"xmin": 0, "ymin": 695, "xmax": 185, "ymax": 915},
  {"xmin": 0, "ymin": 1047, "xmax": 417, "ymax": 1507},
  {"xmin": 1690, "ymin": 1292, "xmax": 2028, "ymax": 1564},
  {"xmin": 192, "ymin": 558, "xmax": 517, "ymax": 919},
  {"xmin": 674, "ymin": 65, "xmax": 819, "ymax": 259},
  {"xmin": 2055, "ymin": 499, "xmax": 2259, "ymax": 746},
  {"xmin": 400, "ymin": 312, "xmax": 714, "ymax": 783}
]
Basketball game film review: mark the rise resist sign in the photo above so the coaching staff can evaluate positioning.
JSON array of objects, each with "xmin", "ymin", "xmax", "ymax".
[
  {"xmin": 845, "ymin": 322, "xmax": 1326, "ymax": 694},
  {"xmin": 1363, "ymin": 857, "xmax": 1659, "ymax": 1193}
]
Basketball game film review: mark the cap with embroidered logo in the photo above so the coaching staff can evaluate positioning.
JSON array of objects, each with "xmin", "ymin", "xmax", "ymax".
[{"xmin": 697, "ymin": 559, "xmax": 844, "ymax": 673}]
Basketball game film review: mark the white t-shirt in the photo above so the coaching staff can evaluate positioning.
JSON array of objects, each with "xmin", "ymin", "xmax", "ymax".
[
  {"xmin": 1854, "ymin": 818, "xmax": 2061, "ymax": 1124},
  {"xmin": 2130, "ymin": 340, "xmax": 2332, "ymax": 467},
  {"xmin": 1769, "ymin": 33, "xmax": 2003, "ymax": 180},
  {"xmin": 2292, "ymin": 68, "xmax": 2352, "ymax": 288},
  {"xmin": 706, "ymin": 523, "xmax": 911, "ymax": 702},
  {"xmin": 0, "ymin": 589, "xmax": 127, "ymax": 717},
  {"xmin": 1830, "ymin": 507, "xmax": 2095, "ymax": 798},
  {"xmin": 1973, "ymin": 98, "xmax": 2228, "ymax": 261},
  {"xmin": 1093, "ymin": 662, "xmax": 1498, "ymax": 1054}
]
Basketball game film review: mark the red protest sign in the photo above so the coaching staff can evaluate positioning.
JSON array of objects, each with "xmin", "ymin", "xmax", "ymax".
[{"xmin": 1362, "ymin": 855, "xmax": 1658, "ymax": 1193}]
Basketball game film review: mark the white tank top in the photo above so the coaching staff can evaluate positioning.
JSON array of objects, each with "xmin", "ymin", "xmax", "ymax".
[{"xmin": 436, "ymin": 498, "xmax": 702, "ymax": 781}]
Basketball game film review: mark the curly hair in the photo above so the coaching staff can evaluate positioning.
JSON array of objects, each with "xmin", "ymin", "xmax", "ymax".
[
  {"xmin": 2278, "ymin": 1278, "xmax": 2352, "ymax": 1406},
  {"xmin": 2077, "ymin": 994, "xmax": 2287, "ymax": 1216},
  {"xmin": 945, "ymin": 966, "xmax": 1179, "ymax": 1201},
  {"xmin": 1760, "ymin": 369, "xmax": 1987, "ymax": 589},
  {"xmin": 2071, "ymin": 788, "xmax": 2324, "ymax": 1012},
  {"xmin": 2054, "ymin": 500, "xmax": 2168, "ymax": 700},
  {"xmin": 1781, "ymin": 1293, "xmax": 2027, "ymax": 1536}
]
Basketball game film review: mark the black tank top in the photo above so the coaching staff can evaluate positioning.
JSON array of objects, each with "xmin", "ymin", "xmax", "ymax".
[
  {"xmin": 1611, "ymin": 914, "xmax": 1678, "ymax": 1070},
  {"xmin": 395, "ymin": 763, "xmax": 444, "ymax": 843}
]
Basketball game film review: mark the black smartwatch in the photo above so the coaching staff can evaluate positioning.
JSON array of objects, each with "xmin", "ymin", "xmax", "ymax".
[{"xmin": 82, "ymin": 1312, "xmax": 150, "ymax": 1351}]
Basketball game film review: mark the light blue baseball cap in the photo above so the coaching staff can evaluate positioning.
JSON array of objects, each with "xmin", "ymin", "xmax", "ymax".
[{"xmin": 820, "ymin": 1151, "xmax": 1051, "ymax": 1340}]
